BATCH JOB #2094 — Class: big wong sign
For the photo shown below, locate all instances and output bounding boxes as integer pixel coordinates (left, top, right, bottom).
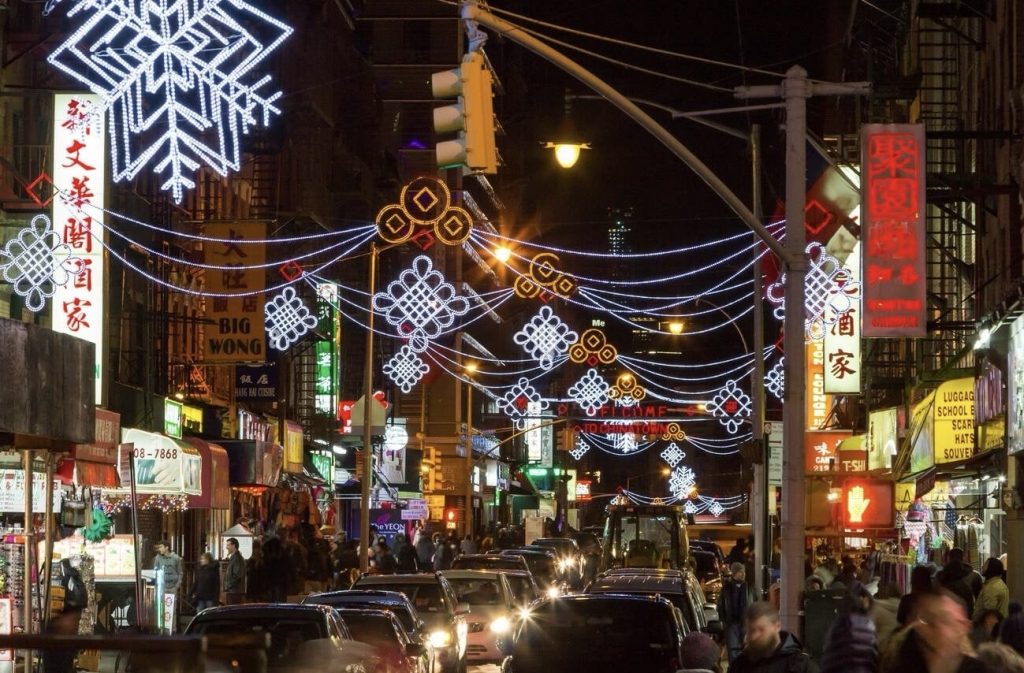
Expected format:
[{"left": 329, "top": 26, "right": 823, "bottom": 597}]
[{"left": 203, "top": 222, "right": 266, "bottom": 362}]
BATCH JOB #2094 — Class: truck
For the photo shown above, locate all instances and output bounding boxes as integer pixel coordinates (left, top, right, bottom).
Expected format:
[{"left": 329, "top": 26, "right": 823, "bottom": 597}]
[{"left": 600, "top": 496, "right": 689, "bottom": 572}]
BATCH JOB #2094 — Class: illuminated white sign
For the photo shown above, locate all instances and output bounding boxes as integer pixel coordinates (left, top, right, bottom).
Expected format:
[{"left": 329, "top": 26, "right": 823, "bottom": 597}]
[
  {"left": 52, "top": 93, "right": 106, "bottom": 404},
  {"left": 823, "top": 242, "right": 861, "bottom": 394}
]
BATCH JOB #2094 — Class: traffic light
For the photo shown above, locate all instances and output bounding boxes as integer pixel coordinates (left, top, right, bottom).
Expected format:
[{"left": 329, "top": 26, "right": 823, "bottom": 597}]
[
  {"left": 444, "top": 508, "right": 459, "bottom": 523},
  {"left": 432, "top": 51, "right": 498, "bottom": 173}
]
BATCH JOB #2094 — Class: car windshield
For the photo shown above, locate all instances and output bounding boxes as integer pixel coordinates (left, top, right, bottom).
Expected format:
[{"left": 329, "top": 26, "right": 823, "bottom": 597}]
[
  {"left": 452, "top": 558, "right": 523, "bottom": 571},
  {"left": 609, "top": 515, "right": 678, "bottom": 566},
  {"left": 189, "top": 618, "right": 322, "bottom": 665},
  {"left": 692, "top": 552, "right": 718, "bottom": 577},
  {"left": 447, "top": 579, "right": 505, "bottom": 606},
  {"left": 504, "top": 576, "right": 537, "bottom": 604},
  {"left": 516, "top": 601, "right": 676, "bottom": 666},
  {"left": 338, "top": 614, "right": 399, "bottom": 647},
  {"left": 589, "top": 588, "right": 687, "bottom": 614},
  {"left": 534, "top": 539, "right": 572, "bottom": 553},
  {"left": 365, "top": 583, "right": 447, "bottom": 614},
  {"left": 518, "top": 556, "right": 555, "bottom": 581}
]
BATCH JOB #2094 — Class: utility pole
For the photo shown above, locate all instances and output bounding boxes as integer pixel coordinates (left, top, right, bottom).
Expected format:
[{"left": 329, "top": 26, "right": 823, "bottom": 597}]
[
  {"left": 749, "top": 124, "right": 767, "bottom": 599},
  {"left": 464, "top": 381, "right": 474, "bottom": 538},
  {"left": 737, "top": 67, "right": 869, "bottom": 630},
  {"left": 359, "top": 243, "right": 378, "bottom": 573}
]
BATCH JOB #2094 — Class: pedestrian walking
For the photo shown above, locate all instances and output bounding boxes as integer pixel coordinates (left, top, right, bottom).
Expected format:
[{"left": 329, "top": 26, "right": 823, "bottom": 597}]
[
  {"left": 716, "top": 561, "right": 750, "bottom": 664},
  {"left": 223, "top": 537, "right": 246, "bottom": 605},
  {"left": 819, "top": 592, "right": 878, "bottom": 673},
  {"left": 433, "top": 533, "right": 455, "bottom": 571},
  {"left": 416, "top": 531, "right": 436, "bottom": 568},
  {"left": 375, "top": 541, "right": 397, "bottom": 574},
  {"left": 976, "top": 642, "right": 1024, "bottom": 673},
  {"left": 729, "top": 602, "right": 817, "bottom": 673},
  {"left": 974, "top": 557, "right": 1009, "bottom": 619},
  {"left": 937, "top": 548, "right": 982, "bottom": 617},
  {"left": 679, "top": 631, "right": 721, "bottom": 673},
  {"left": 191, "top": 552, "right": 220, "bottom": 611},
  {"left": 153, "top": 540, "right": 183, "bottom": 597},
  {"left": 460, "top": 534, "right": 477, "bottom": 556},
  {"left": 397, "top": 538, "right": 420, "bottom": 573},
  {"left": 1000, "top": 602, "right": 1024, "bottom": 657},
  {"left": 882, "top": 592, "right": 986, "bottom": 673},
  {"left": 868, "top": 582, "right": 901, "bottom": 654},
  {"left": 898, "top": 565, "right": 935, "bottom": 625}
]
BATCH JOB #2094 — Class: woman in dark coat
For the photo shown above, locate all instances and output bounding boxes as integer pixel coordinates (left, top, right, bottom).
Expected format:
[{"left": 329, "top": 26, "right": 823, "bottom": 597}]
[{"left": 191, "top": 552, "right": 220, "bottom": 611}]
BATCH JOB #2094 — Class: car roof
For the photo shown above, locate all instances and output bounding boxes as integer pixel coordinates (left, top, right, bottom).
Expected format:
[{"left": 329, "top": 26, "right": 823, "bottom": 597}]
[
  {"left": 501, "top": 548, "right": 555, "bottom": 558},
  {"left": 304, "top": 590, "right": 415, "bottom": 609},
  {"left": 441, "top": 569, "right": 505, "bottom": 580},
  {"left": 456, "top": 554, "right": 519, "bottom": 562},
  {"left": 530, "top": 593, "right": 675, "bottom": 610},
  {"left": 333, "top": 607, "right": 399, "bottom": 621},
  {"left": 603, "top": 568, "right": 684, "bottom": 579},
  {"left": 588, "top": 575, "right": 685, "bottom": 594},
  {"left": 532, "top": 537, "right": 577, "bottom": 546},
  {"left": 355, "top": 573, "right": 441, "bottom": 585},
  {"left": 190, "top": 603, "right": 333, "bottom": 619}
]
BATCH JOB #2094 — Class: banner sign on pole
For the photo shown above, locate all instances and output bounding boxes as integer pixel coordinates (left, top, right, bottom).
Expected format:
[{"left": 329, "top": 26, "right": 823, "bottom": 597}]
[
  {"left": 861, "top": 124, "right": 927, "bottom": 336},
  {"left": 824, "top": 242, "right": 861, "bottom": 394}
]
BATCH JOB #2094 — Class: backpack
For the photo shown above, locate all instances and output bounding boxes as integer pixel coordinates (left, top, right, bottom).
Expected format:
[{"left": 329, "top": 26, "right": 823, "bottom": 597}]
[{"left": 61, "top": 559, "right": 88, "bottom": 610}]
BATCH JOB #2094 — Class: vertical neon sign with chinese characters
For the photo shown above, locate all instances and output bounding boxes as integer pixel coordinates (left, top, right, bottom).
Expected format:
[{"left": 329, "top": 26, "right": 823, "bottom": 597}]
[
  {"left": 52, "top": 93, "right": 106, "bottom": 404},
  {"left": 315, "top": 283, "right": 339, "bottom": 416},
  {"left": 862, "top": 124, "right": 926, "bottom": 336},
  {"left": 824, "top": 242, "right": 861, "bottom": 394}
]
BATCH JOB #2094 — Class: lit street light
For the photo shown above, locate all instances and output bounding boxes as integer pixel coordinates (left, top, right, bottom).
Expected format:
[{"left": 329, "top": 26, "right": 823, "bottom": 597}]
[{"left": 543, "top": 140, "right": 591, "bottom": 169}]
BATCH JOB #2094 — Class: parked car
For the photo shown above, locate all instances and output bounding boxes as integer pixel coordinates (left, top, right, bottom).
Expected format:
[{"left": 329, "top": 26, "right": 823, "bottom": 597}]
[
  {"left": 441, "top": 570, "right": 517, "bottom": 664},
  {"left": 498, "top": 549, "right": 561, "bottom": 595},
  {"left": 498, "top": 594, "right": 687, "bottom": 673},
  {"left": 689, "top": 548, "right": 724, "bottom": 602},
  {"left": 335, "top": 608, "right": 429, "bottom": 673},
  {"left": 450, "top": 554, "right": 530, "bottom": 574},
  {"left": 184, "top": 603, "right": 377, "bottom": 673},
  {"left": 530, "top": 538, "right": 584, "bottom": 587},
  {"left": 352, "top": 573, "right": 468, "bottom": 673},
  {"left": 303, "top": 590, "right": 427, "bottom": 644}
]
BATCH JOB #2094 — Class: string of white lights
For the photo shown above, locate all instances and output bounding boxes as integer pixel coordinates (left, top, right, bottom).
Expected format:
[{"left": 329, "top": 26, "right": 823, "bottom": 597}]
[
  {"left": 619, "top": 354, "right": 758, "bottom": 383},
  {"left": 78, "top": 200, "right": 375, "bottom": 244},
  {"left": 619, "top": 359, "right": 752, "bottom": 398},
  {"left": 102, "top": 220, "right": 377, "bottom": 271},
  {"left": 578, "top": 285, "right": 755, "bottom": 319},
  {"left": 93, "top": 227, "right": 378, "bottom": 297},
  {"left": 472, "top": 221, "right": 783, "bottom": 259},
  {"left": 620, "top": 344, "right": 773, "bottom": 370},
  {"left": 580, "top": 276, "right": 752, "bottom": 307},
  {"left": 426, "top": 341, "right": 565, "bottom": 379}
]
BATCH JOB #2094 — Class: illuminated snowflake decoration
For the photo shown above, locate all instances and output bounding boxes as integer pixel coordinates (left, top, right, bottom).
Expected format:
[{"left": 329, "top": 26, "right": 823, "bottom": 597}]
[
  {"left": 265, "top": 287, "right": 318, "bottom": 351},
  {"left": 705, "top": 380, "right": 752, "bottom": 434},
  {"left": 383, "top": 345, "right": 430, "bottom": 394},
  {"left": 496, "top": 377, "right": 547, "bottom": 430},
  {"left": 568, "top": 368, "right": 611, "bottom": 417},
  {"left": 0, "top": 214, "right": 82, "bottom": 312},
  {"left": 683, "top": 500, "right": 697, "bottom": 515},
  {"left": 660, "top": 443, "right": 686, "bottom": 468},
  {"left": 372, "top": 255, "right": 470, "bottom": 352},
  {"left": 512, "top": 305, "right": 578, "bottom": 370},
  {"left": 569, "top": 440, "right": 590, "bottom": 461},
  {"left": 610, "top": 427, "right": 638, "bottom": 453},
  {"left": 708, "top": 500, "right": 725, "bottom": 517},
  {"left": 766, "top": 242, "right": 861, "bottom": 340},
  {"left": 765, "top": 357, "right": 785, "bottom": 401},
  {"left": 47, "top": 0, "right": 293, "bottom": 203},
  {"left": 668, "top": 466, "right": 697, "bottom": 498}
]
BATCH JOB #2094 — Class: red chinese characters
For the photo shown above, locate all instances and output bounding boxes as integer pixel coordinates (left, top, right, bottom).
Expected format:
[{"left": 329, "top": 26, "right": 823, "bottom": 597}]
[{"left": 862, "top": 125, "right": 926, "bottom": 337}]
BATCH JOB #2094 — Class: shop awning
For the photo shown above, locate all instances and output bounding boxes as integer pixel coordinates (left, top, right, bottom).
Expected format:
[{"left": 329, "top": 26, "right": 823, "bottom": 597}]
[
  {"left": 56, "top": 409, "right": 122, "bottom": 489},
  {"left": 184, "top": 437, "right": 230, "bottom": 509},
  {"left": 220, "top": 441, "right": 283, "bottom": 487}
]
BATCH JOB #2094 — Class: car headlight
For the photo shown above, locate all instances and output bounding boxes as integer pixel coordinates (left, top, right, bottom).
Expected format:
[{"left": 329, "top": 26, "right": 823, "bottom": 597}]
[
  {"left": 489, "top": 616, "right": 511, "bottom": 634},
  {"left": 558, "top": 558, "right": 573, "bottom": 571},
  {"left": 546, "top": 586, "right": 561, "bottom": 598},
  {"left": 428, "top": 630, "right": 452, "bottom": 648}
]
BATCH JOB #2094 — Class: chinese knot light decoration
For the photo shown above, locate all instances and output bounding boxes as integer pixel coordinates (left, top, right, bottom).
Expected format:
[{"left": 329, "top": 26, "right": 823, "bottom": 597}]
[
  {"left": 375, "top": 176, "right": 474, "bottom": 248},
  {"left": 708, "top": 500, "right": 725, "bottom": 517},
  {"left": 766, "top": 242, "right": 861, "bottom": 341},
  {"left": 569, "top": 440, "right": 591, "bottom": 461},
  {"left": 705, "top": 380, "right": 752, "bottom": 434},
  {"left": 661, "top": 422, "right": 686, "bottom": 442},
  {"left": 513, "top": 251, "right": 576, "bottom": 302},
  {"left": 265, "top": 287, "right": 318, "bottom": 351},
  {"left": 0, "top": 214, "right": 82, "bottom": 312},
  {"left": 660, "top": 443, "right": 685, "bottom": 468},
  {"left": 765, "top": 357, "right": 785, "bottom": 401},
  {"left": 372, "top": 255, "right": 470, "bottom": 352},
  {"left": 383, "top": 345, "right": 430, "bottom": 394},
  {"left": 568, "top": 368, "right": 611, "bottom": 417},
  {"left": 47, "top": 0, "right": 293, "bottom": 203},
  {"left": 568, "top": 328, "right": 618, "bottom": 366},
  {"left": 496, "top": 377, "right": 547, "bottom": 430},
  {"left": 513, "top": 305, "right": 578, "bottom": 370}
]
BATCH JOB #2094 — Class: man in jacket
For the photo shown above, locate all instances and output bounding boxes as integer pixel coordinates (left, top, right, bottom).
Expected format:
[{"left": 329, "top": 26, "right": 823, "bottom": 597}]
[
  {"left": 717, "top": 562, "right": 750, "bottom": 664},
  {"left": 223, "top": 537, "right": 246, "bottom": 605},
  {"left": 730, "top": 602, "right": 818, "bottom": 673},
  {"left": 937, "top": 548, "right": 982, "bottom": 616},
  {"left": 153, "top": 541, "right": 183, "bottom": 595}
]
